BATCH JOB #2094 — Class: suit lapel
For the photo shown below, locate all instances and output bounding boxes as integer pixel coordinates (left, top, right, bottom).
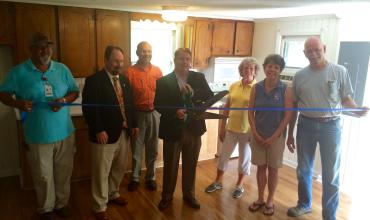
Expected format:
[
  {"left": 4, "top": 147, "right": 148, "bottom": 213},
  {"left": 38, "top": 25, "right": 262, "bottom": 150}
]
[{"left": 100, "top": 70, "right": 118, "bottom": 103}]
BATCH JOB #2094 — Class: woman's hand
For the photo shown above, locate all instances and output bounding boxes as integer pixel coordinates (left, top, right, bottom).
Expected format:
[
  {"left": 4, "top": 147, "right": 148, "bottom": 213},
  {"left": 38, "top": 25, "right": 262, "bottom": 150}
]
[{"left": 219, "top": 126, "right": 226, "bottom": 142}]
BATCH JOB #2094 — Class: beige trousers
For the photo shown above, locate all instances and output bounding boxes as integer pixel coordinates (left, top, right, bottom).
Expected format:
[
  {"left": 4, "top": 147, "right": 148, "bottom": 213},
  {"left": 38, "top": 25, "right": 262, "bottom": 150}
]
[
  {"left": 27, "top": 134, "right": 76, "bottom": 213},
  {"left": 91, "top": 131, "right": 130, "bottom": 212}
]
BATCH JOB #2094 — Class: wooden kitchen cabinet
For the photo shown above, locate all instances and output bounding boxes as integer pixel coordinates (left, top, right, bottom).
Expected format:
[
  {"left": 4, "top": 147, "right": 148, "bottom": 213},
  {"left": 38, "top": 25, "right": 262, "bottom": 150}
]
[
  {"left": 96, "top": 10, "right": 130, "bottom": 71},
  {"left": 15, "top": 3, "right": 57, "bottom": 63},
  {"left": 234, "top": 21, "right": 254, "bottom": 56},
  {"left": 211, "top": 20, "right": 235, "bottom": 56},
  {"left": 192, "top": 19, "right": 254, "bottom": 68},
  {"left": 0, "top": 2, "right": 15, "bottom": 45},
  {"left": 193, "top": 20, "right": 213, "bottom": 68},
  {"left": 58, "top": 7, "right": 96, "bottom": 77}
]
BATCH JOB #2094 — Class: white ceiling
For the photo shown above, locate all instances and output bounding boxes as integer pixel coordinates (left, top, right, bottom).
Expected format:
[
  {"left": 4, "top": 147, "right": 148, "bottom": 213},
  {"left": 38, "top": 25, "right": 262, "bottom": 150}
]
[{"left": 8, "top": 0, "right": 370, "bottom": 20}]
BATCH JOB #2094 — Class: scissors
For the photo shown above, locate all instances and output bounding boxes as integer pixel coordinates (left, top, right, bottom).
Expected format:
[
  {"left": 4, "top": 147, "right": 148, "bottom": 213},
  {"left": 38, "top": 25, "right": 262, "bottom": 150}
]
[{"left": 187, "top": 90, "right": 229, "bottom": 120}]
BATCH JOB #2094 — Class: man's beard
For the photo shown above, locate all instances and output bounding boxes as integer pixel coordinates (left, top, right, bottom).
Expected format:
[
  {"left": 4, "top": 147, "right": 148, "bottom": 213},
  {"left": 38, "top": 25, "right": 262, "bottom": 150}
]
[{"left": 39, "top": 55, "right": 51, "bottom": 65}]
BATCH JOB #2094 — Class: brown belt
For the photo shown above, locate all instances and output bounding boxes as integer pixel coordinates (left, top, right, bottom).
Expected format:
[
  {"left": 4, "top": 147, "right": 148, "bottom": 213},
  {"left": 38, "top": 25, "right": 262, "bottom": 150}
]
[{"left": 301, "top": 114, "right": 340, "bottom": 123}]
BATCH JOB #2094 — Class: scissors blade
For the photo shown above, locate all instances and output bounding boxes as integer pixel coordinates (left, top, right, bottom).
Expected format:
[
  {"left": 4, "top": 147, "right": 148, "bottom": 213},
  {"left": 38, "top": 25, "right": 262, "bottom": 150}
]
[
  {"left": 194, "top": 90, "right": 229, "bottom": 113},
  {"left": 196, "top": 111, "right": 229, "bottom": 119}
]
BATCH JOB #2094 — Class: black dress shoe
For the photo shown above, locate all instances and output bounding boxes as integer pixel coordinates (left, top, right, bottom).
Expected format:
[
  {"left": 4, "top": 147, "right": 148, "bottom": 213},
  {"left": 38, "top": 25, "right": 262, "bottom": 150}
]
[
  {"left": 145, "top": 180, "right": 157, "bottom": 191},
  {"left": 54, "top": 205, "right": 72, "bottom": 217},
  {"left": 158, "top": 198, "right": 172, "bottom": 210},
  {"left": 40, "top": 212, "right": 53, "bottom": 220},
  {"left": 183, "top": 197, "right": 201, "bottom": 209},
  {"left": 127, "top": 181, "right": 140, "bottom": 192}
]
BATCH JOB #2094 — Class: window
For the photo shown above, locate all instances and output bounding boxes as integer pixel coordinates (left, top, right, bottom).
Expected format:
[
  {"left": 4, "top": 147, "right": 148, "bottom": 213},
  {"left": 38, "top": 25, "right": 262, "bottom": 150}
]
[
  {"left": 280, "top": 35, "right": 312, "bottom": 69},
  {"left": 131, "top": 20, "right": 179, "bottom": 75}
]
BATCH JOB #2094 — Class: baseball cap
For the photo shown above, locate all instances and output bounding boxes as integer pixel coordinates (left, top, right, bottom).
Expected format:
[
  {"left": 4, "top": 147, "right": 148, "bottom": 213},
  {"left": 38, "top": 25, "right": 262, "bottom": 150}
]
[{"left": 30, "top": 32, "right": 54, "bottom": 46}]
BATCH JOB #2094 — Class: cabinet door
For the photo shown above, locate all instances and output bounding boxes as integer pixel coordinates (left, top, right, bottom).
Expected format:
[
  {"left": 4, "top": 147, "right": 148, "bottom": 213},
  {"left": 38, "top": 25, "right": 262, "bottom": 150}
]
[
  {"left": 58, "top": 7, "right": 96, "bottom": 77},
  {"left": 15, "top": 3, "right": 57, "bottom": 63},
  {"left": 234, "top": 22, "right": 254, "bottom": 56},
  {"left": 0, "top": 3, "right": 14, "bottom": 45},
  {"left": 96, "top": 10, "right": 130, "bottom": 71},
  {"left": 193, "top": 20, "right": 213, "bottom": 68},
  {"left": 211, "top": 21, "right": 235, "bottom": 56}
]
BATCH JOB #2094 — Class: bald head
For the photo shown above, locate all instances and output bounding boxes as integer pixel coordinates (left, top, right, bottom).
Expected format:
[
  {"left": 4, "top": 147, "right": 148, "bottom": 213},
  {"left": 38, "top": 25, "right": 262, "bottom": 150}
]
[
  {"left": 136, "top": 41, "right": 152, "bottom": 67},
  {"left": 304, "top": 36, "right": 327, "bottom": 69}
]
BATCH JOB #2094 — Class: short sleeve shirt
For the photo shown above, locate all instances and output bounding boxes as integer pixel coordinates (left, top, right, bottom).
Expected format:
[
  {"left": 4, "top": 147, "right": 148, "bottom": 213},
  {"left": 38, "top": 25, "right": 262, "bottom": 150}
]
[
  {"left": 292, "top": 62, "right": 353, "bottom": 117},
  {"left": 125, "top": 64, "right": 162, "bottom": 111},
  {"left": 0, "top": 59, "right": 79, "bottom": 144}
]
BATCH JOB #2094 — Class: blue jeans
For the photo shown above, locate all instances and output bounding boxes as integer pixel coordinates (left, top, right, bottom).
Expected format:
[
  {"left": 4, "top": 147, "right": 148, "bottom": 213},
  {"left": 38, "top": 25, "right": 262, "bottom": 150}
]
[{"left": 296, "top": 115, "right": 342, "bottom": 220}]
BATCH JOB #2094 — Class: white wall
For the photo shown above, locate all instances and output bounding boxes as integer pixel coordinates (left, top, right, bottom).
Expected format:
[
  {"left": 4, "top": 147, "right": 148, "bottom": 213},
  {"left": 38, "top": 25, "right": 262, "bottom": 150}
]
[
  {"left": 251, "top": 15, "right": 340, "bottom": 177},
  {"left": 0, "top": 46, "right": 20, "bottom": 177},
  {"left": 252, "top": 15, "right": 340, "bottom": 81}
]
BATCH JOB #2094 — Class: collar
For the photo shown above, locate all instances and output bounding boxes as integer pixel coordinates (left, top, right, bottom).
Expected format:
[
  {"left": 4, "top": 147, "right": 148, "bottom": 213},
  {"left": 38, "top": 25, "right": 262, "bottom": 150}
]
[
  {"left": 134, "top": 63, "right": 152, "bottom": 72},
  {"left": 238, "top": 79, "right": 256, "bottom": 88},
  {"left": 105, "top": 68, "right": 120, "bottom": 81},
  {"left": 26, "top": 59, "right": 56, "bottom": 72}
]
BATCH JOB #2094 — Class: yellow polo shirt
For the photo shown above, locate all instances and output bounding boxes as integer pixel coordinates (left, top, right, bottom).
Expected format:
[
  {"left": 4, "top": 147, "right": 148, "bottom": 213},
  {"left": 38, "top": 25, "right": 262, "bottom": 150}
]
[{"left": 226, "top": 79, "right": 256, "bottom": 133}]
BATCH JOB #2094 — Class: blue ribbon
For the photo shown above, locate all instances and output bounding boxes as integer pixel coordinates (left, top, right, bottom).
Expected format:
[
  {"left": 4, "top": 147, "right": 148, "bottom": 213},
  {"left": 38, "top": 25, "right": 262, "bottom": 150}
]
[
  {"left": 20, "top": 101, "right": 365, "bottom": 123},
  {"left": 32, "top": 101, "right": 366, "bottom": 111}
]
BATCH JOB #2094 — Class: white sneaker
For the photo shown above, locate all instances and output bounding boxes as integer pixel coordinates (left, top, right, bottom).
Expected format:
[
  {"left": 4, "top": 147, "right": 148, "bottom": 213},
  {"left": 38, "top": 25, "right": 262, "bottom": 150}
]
[
  {"left": 232, "top": 186, "right": 245, "bottom": 198},
  {"left": 205, "top": 182, "right": 223, "bottom": 193}
]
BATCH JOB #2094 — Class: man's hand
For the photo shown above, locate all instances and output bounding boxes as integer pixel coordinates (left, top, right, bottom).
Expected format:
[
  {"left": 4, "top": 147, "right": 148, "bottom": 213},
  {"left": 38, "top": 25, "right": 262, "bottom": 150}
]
[
  {"left": 176, "top": 109, "right": 187, "bottom": 120},
  {"left": 356, "top": 106, "right": 369, "bottom": 117},
  {"left": 286, "top": 135, "right": 296, "bottom": 153},
  {"left": 49, "top": 98, "right": 65, "bottom": 112},
  {"left": 96, "top": 131, "right": 108, "bottom": 144},
  {"left": 18, "top": 100, "right": 33, "bottom": 112},
  {"left": 131, "top": 128, "right": 139, "bottom": 138}
]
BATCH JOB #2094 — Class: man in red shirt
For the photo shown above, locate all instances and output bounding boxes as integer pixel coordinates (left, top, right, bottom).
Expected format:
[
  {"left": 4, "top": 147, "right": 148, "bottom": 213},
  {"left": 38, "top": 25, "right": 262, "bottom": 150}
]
[{"left": 125, "top": 41, "right": 163, "bottom": 191}]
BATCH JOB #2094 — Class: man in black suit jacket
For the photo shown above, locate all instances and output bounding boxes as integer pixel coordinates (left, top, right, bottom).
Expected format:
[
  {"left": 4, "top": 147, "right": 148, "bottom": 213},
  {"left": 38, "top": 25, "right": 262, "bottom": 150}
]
[
  {"left": 82, "top": 46, "right": 138, "bottom": 220},
  {"left": 154, "top": 48, "right": 213, "bottom": 210}
]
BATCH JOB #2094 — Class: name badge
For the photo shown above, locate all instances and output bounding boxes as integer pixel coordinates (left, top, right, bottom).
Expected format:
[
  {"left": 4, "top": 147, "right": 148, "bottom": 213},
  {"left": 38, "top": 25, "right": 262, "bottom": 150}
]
[{"left": 44, "top": 83, "right": 53, "bottom": 97}]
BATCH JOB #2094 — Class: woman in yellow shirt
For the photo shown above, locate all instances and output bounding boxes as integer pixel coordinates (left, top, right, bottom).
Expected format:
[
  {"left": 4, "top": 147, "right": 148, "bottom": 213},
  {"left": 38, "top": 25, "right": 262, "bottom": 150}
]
[{"left": 205, "top": 57, "right": 259, "bottom": 198}]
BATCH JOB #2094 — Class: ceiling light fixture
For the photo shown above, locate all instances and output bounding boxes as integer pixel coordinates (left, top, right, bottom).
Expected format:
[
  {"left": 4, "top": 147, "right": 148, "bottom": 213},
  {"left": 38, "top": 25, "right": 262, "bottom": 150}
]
[{"left": 161, "top": 6, "right": 188, "bottom": 22}]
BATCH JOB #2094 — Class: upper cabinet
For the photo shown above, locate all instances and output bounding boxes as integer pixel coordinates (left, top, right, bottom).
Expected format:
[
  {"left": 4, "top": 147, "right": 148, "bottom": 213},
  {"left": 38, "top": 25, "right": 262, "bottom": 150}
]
[
  {"left": 15, "top": 4, "right": 57, "bottom": 63},
  {"left": 192, "top": 20, "right": 213, "bottom": 69},
  {"left": 58, "top": 7, "right": 96, "bottom": 77},
  {"left": 234, "top": 21, "right": 254, "bottom": 56},
  {"left": 211, "top": 20, "right": 235, "bottom": 56},
  {"left": 0, "top": 3, "right": 15, "bottom": 45},
  {"left": 192, "top": 19, "right": 254, "bottom": 68},
  {"left": 96, "top": 10, "right": 130, "bottom": 71}
]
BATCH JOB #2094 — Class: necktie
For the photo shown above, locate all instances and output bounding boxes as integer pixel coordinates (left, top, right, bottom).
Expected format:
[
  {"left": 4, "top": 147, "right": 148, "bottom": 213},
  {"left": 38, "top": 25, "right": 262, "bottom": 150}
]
[{"left": 112, "top": 76, "right": 127, "bottom": 127}]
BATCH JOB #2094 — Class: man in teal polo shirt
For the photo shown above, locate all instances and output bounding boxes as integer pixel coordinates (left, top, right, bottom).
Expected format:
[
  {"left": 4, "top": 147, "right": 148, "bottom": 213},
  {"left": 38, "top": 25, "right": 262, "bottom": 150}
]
[{"left": 0, "top": 33, "right": 79, "bottom": 220}]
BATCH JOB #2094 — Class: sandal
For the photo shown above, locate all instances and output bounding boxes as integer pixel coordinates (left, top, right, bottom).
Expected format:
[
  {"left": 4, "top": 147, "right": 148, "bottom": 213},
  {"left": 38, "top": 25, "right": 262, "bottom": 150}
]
[
  {"left": 248, "top": 201, "right": 265, "bottom": 212},
  {"left": 263, "top": 204, "right": 275, "bottom": 216}
]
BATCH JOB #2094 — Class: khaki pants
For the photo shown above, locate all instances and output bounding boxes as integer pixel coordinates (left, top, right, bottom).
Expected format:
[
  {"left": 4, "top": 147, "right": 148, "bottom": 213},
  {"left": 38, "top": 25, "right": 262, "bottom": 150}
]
[
  {"left": 161, "top": 129, "right": 202, "bottom": 200},
  {"left": 91, "top": 131, "right": 130, "bottom": 212},
  {"left": 27, "top": 134, "right": 76, "bottom": 213},
  {"left": 131, "top": 110, "right": 160, "bottom": 182}
]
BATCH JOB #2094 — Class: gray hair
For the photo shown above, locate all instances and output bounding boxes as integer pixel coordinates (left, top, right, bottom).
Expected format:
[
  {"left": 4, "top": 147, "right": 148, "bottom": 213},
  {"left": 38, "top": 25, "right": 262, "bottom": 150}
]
[{"left": 238, "top": 57, "right": 260, "bottom": 75}]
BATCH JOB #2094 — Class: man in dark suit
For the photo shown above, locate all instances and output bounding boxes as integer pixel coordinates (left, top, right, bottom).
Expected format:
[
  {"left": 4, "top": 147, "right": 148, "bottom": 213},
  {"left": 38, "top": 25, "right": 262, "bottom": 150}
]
[
  {"left": 82, "top": 46, "right": 139, "bottom": 220},
  {"left": 154, "top": 48, "right": 213, "bottom": 210}
]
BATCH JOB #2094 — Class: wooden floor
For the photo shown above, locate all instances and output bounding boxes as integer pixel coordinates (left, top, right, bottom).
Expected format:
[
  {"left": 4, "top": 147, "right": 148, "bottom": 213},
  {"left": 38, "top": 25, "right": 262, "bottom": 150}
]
[{"left": 0, "top": 158, "right": 352, "bottom": 220}]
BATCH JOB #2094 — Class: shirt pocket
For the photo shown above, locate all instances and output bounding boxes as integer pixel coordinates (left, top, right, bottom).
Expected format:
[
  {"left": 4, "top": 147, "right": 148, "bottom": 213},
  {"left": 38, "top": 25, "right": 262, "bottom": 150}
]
[{"left": 328, "top": 80, "right": 340, "bottom": 102}]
